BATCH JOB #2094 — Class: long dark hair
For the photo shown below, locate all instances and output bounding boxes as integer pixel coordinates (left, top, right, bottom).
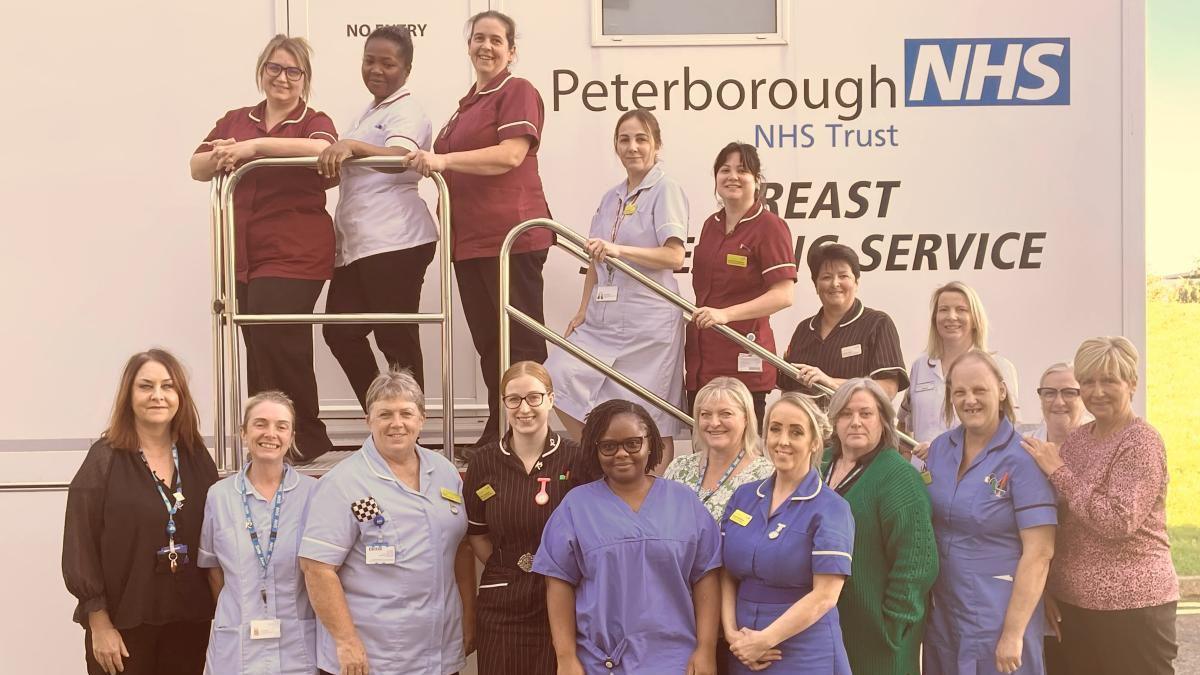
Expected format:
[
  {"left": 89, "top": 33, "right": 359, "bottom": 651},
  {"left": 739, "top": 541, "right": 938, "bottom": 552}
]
[
  {"left": 577, "top": 399, "right": 664, "bottom": 480},
  {"left": 103, "top": 349, "right": 206, "bottom": 453}
]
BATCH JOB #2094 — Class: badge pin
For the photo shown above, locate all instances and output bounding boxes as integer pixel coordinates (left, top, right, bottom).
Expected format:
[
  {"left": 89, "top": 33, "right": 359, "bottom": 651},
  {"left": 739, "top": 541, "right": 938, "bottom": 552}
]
[
  {"left": 768, "top": 523, "right": 787, "bottom": 540},
  {"left": 535, "top": 460, "right": 544, "bottom": 471},
  {"left": 534, "top": 477, "right": 551, "bottom": 506},
  {"left": 450, "top": 505, "right": 459, "bottom": 514}
]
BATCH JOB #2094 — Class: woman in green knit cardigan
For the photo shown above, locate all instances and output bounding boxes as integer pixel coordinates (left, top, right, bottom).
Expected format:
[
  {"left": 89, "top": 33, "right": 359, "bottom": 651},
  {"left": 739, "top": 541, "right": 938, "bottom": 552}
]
[{"left": 820, "top": 378, "right": 939, "bottom": 675}]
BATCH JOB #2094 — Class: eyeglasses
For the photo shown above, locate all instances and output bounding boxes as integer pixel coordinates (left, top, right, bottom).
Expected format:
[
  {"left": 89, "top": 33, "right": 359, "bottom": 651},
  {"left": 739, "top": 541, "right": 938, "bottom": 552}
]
[
  {"left": 597, "top": 436, "right": 647, "bottom": 456},
  {"left": 1036, "top": 387, "right": 1081, "bottom": 402},
  {"left": 263, "top": 62, "right": 306, "bottom": 82},
  {"left": 502, "top": 392, "right": 547, "bottom": 409}
]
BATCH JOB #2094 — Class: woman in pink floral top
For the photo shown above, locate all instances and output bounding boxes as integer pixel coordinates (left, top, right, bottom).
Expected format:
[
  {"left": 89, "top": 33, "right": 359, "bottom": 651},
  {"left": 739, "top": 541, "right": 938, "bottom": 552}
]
[{"left": 1022, "top": 336, "right": 1178, "bottom": 675}]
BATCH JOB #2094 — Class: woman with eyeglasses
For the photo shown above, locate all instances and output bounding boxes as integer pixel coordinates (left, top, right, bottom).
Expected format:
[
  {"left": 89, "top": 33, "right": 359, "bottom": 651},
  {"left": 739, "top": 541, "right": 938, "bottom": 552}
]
[
  {"left": 462, "top": 361, "right": 586, "bottom": 674},
  {"left": 1026, "top": 363, "right": 1088, "bottom": 445},
  {"left": 190, "top": 34, "right": 338, "bottom": 462},
  {"left": 536, "top": 399, "right": 722, "bottom": 674}
]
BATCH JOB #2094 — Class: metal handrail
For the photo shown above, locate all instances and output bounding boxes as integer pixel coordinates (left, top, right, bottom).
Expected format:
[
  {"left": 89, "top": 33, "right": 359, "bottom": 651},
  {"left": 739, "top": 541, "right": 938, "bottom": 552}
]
[
  {"left": 0, "top": 482, "right": 70, "bottom": 492},
  {"left": 214, "top": 157, "right": 456, "bottom": 469},
  {"left": 498, "top": 218, "right": 918, "bottom": 447}
]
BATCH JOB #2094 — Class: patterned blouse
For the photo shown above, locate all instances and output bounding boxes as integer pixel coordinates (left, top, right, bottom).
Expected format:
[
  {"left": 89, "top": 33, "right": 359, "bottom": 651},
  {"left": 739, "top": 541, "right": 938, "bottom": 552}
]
[
  {"left": 1047, "top": 417, "right": 1179, "bottom": 610},
  {"left": 664, "top": 451, "right": 775, "bottom": 522}
]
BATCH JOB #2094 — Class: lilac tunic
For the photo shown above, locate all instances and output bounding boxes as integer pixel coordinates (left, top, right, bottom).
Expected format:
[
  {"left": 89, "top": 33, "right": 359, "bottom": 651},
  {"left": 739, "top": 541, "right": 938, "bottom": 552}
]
[{"left": 535, "top": 478, "right": 721, "bottom": 673}]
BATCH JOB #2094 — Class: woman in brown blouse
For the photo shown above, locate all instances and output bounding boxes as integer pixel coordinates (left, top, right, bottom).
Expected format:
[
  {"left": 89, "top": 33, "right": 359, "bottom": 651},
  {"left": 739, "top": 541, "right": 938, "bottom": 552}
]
[
  {"left": 462, "top": 361, "right": 587, "bottom": 674},
  {"left": 62, "top": 349, "right": 219, "bottom": 675}
]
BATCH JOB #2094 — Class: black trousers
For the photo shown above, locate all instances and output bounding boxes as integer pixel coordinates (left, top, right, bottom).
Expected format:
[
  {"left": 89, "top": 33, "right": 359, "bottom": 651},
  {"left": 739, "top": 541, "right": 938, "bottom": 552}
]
[
  {"left": 688, "top": 389, "right": 768, "bottom": 431},
  {"left": 85, "top": 621, "right": 209, "bottom": 675},
  {"left": 323, "top": 243, "right": 437, "bottom": 410},
  {"left": 454, "top": 250, "right": 548, "bottom": 442},
  {"left": 1049, "top": 600, "right": 1177, "bottom": 675},
  {"left": 237, "top": 277, "right": 332, "bottom": 461}
]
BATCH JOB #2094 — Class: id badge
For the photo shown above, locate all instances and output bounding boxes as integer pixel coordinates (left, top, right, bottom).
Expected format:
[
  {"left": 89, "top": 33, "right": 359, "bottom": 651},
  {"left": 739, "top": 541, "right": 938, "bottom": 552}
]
[
  {"left": 737, "top": 353, "right": 763, "bottom": 373},
  {"left": 154, "top": 543, "right": 190, "bottom": 574},
  {"left": 250, "top": 619, "right": 282, "bottom": 640},
  {"left": 595, "top": 285, "right": 618, "bottom": 302},
  {"left": 365, "top": 543, "right": 396, "bottom": 565}
]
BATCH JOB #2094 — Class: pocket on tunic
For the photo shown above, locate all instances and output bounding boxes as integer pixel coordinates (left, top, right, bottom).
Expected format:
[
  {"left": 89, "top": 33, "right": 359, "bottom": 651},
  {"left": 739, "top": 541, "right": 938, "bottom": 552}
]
[{"left": 204, "top": 625, "right": 241, "bottom": 675}]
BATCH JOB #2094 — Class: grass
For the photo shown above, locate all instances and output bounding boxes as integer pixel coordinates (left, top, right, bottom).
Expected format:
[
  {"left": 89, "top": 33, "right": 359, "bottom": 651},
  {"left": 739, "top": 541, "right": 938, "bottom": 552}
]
[{"left": 1147, "top": 299, "right": 1200, "bottom": 576}]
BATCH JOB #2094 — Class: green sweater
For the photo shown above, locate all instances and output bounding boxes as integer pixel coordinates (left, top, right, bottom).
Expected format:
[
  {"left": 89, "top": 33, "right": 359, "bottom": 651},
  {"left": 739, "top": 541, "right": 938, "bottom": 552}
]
[{"left": 820, "top": 447, "right": 939, "bottom": 675}]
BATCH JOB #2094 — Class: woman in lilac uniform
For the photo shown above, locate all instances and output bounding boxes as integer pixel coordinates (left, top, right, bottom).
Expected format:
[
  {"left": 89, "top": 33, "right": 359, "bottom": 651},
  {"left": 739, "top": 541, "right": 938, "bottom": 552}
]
[
  {"left": 924, "top": 350, "right": 1057, "bottom": 675},
  {"left": 721, "top": 393, "right": 854, "bottom": 674},
  {"left": 535, "top": 399, "right": 722, "bottom": 674}
]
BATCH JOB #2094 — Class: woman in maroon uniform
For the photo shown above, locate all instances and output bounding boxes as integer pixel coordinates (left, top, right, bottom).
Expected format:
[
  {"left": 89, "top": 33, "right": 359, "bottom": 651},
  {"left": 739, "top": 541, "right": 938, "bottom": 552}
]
[
  {"left": 462, "top": 361, "right": 587, "bottom": 674},
  {"left": 686, "top": 142, "right": 797, "bottom": 426},
  {"left": 408, "top": 11, "right": 552, "bottom": 448},
  {"left": 190, "top": 34, "right": 337, "bottom": 461}
]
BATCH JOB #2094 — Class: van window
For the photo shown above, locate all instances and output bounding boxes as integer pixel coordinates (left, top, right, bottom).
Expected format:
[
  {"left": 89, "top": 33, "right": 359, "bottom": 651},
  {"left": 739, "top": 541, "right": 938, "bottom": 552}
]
[{"left": 594, "top": 0, "right": 785, "bottom": 46}]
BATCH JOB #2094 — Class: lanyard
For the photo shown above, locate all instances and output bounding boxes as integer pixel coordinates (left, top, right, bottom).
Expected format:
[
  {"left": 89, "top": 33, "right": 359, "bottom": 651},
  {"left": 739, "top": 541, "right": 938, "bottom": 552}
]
[
  {"left": 696, "top": 447, "right": 746, "bottom": 503},
  {"left": 140, "top": 445, "right": 182, "bottom": 541},
  {"left": 242, "top": 469, "right": 286, "bottom": 577},
  {"left": 823, "top": 456, "right": 864, "bottom": 493},
  {"left": 605, "top": 190, "right": 643, "bottom": 282}
]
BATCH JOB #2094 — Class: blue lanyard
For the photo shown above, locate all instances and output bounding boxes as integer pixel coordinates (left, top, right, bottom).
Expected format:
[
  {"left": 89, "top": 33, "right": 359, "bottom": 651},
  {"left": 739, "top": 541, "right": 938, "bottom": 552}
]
[
  {"left": 696, "top": 447, "right": 746, "bottom": 503},
  {"left": 140, "top": 445, "right": 182, "bottom": 541},
  {"left": 242, "top": 468, "right": 286, "bottom": 579}
]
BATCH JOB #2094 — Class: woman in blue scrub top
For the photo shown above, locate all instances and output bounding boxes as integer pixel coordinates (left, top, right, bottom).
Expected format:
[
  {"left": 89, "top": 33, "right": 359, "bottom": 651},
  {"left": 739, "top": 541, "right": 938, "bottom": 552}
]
[
  {"left": 721, "top": 392, "right": 854, "bottom": 674},
  {"left": 924, "top": 350, "right": 1057, "bottom": 675},
  {"left": 536, "top": 399, "right": 722, "bottom": 674},
  {"left": 299, "top": 370, "right": 474, "bottom": 675},
  {"left": 545, "top": 109, "right": 689, "bottom": 469},
  {"left": 199, "top": 391, "right": 318, "bottom": 674}
]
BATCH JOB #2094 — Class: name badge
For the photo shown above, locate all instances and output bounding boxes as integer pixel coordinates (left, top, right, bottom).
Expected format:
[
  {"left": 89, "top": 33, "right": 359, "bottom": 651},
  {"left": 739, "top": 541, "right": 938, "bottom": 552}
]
[
  {"left": 737, "top": 353, "right": 763, "bottom": 373},
  {"left": 914, "top": 381, "right": 937, "bottom": 393},
  {"left": 623, "top": 202, "right": 637, "bottom": 216},
  {"left": 729, "top": 509, "right": 753, "bottom": 526},
  {"left": 365, "top": 543, "right": 396, "bottom": 565},
  {"left": 440, "top": 487, "right": 463, "bottom": 504},
  {"left": 595, "top": 285, "right": 618, "bottom": 302},
  {"left": 841, "top": 344, "right": 863, "bottom": 358},
  {"left": 250, "top": 619, "right": 282, "bottom": 640},
  {"left": 726, "top": 254, "right": 748, "bottom": 268},
  {"left": 476, "top": 484, "right": 497, "bottom": 501}
]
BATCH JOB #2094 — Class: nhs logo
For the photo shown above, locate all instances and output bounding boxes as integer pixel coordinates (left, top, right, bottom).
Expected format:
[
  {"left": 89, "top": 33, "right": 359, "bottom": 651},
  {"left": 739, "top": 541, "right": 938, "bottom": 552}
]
[{"left": 904, "top": 38, "right": 1070, "bottom": 106}]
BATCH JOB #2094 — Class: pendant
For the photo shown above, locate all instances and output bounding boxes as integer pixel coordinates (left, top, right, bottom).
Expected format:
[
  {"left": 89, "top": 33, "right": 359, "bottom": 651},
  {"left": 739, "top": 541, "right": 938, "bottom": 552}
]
[
  {"left": 768, "top": 523, "right": 787, "bottom": 540},
  {"left": 534, "top": 477, "right": 551, "bottom": 506}
]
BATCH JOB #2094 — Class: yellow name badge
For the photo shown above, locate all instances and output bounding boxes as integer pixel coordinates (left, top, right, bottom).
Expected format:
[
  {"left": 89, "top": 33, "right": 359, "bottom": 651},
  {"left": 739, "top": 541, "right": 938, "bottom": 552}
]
[
  {"left": 476, "top": 484, "right": 497, "bottom": 502},
  {"left": 623, "top": 202, "right": 637, "bottom": 216},
  {"left": 729, "top": 509, "right": 753, "bottom": 526},
  {"left": 440, "top": 488, "right": 463, "bottom": 504},
  {"left": 726, "top": 253, "right": 748, "bottom": 268}
]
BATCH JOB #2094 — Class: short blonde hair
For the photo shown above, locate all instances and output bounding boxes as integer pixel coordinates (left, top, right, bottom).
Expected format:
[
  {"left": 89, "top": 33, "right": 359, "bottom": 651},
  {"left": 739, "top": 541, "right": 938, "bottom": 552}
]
[
  {"left": 242, "top": 390, "right": 300, "bottom": 463},
  {"left": 692, "top": 377, "right": 759, "bottom": 455},
  {"left": 926, "top": 281, "right": 990, "bottom": 360},
  {"left": 943, "top": 350, "right": 1015, "bottom": 425},
  {"left": 1039, "top": 362, "right": 1074, "bottom": 387},
  {"left": 1074, "top": 337, "right": 1139, "bottom": 387},
  {"left": 255, "top": 34, "right": 314, "bottom": 100},
  {"left": 764, "top": 392, "right": 832, "bottom": 472},
  {"left": 365, "top": 368, "right": 425, "bottom": 417},
  {"left": 827, "top": 379, "right": 897, "bottom": 456}
]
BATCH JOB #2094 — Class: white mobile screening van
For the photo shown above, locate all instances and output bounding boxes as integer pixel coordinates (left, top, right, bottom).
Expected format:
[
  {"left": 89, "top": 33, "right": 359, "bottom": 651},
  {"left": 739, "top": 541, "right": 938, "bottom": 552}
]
[{"left": 0, "top": 1, "right": 1143, "bottom": 670}]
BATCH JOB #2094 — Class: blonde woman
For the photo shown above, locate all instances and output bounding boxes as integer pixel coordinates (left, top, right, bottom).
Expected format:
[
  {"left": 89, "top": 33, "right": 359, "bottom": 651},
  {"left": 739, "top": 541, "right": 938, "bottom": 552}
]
[{"left": 664, "top": 377, "right": 773, "bottom": 521}]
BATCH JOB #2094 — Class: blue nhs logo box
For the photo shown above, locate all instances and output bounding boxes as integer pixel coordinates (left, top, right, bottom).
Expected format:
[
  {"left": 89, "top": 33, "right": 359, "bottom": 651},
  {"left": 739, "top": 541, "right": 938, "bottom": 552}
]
[{"left": 904, "top": 38, "right": 1070, "bottom": 106}]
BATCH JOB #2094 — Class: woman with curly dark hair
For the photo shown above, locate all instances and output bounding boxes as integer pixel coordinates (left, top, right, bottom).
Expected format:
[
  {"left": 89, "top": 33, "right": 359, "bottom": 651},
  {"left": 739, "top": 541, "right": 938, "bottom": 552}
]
[{"left": 535, "top": 400, "right": 722, "bottom": 674}]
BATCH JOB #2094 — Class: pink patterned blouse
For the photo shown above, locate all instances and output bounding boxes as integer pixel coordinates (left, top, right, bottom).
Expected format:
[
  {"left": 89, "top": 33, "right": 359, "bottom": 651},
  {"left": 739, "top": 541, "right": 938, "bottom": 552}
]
[{"left": 1046, "top": 417, "right": 1179, "bottom": 610}]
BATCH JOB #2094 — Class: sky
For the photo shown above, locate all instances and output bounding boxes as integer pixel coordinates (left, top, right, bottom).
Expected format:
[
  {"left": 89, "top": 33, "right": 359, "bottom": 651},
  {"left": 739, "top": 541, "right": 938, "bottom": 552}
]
[{"left": 1147, "top": 0, "right": 1200, "bottom": 275}]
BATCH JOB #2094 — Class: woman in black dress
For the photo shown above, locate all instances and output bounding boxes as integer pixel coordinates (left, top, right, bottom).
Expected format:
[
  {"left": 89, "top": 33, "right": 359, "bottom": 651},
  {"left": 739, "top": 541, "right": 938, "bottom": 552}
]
[
  {"left": 462, "top": 361, "right": 588, "bottom": 674},
  {"left": 63, "top": 349, "right": 219, "bottom": 675}
]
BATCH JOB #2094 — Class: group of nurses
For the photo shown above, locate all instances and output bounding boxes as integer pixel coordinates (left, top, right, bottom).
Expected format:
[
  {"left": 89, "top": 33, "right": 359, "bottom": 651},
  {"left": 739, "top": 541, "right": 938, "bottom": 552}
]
[
  {"left": 721, "top": 393, "right": 855, "bottom": 674},
  {"left": 546, "top": 109, "right": 690, "bottom": 469}
]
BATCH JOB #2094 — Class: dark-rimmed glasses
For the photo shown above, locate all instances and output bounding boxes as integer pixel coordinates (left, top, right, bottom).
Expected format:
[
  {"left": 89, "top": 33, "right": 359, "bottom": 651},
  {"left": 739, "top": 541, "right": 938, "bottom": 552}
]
[
  {"left": 597, "top": 436, "right": 647, "bottom": 456},
  {"left": 1036, "top": 387, "right": 1080, "bottom": 402},
  {"left": 263, "top": 62, "right": 306, "bottom": 82},
  {"left": 502, "top": 392, "right": 547, "bottom": 409}
]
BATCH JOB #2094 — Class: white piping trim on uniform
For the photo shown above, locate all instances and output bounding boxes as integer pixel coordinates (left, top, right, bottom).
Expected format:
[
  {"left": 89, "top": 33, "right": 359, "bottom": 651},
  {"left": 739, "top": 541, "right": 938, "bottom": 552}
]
[
  {"left": 468, "top": 519, "right": 487, "bottom": 526},
  {"left": 309, "top": 131, "right": 336, "bottom": 142},
  {"left": 236, "top": 462, "right": 301, "bottom": 496},
  {"left": 739, "top": 204, "right": 764, "bottom": 224},
  {"left": 477, "top": 74, "right": 514, "bottom": 95},
  {"left": 869, "top": 366, "right": 907, "bottom": 377},
  {"left": 478, "top": 582, "right": 510, "bottom": 589},
  {"left": 839, "top": 302, "right": 866, "bottom": 327},
  {"left": 762, "top": 262, "right": 797, "bottom": 275},
  {"left": 497, "top": 120, "right": 537, "bottom": 132},
  {"left": 248, "top": 103, "right": 309, "bottom": 126},
  {"left": 754, "top": 474, "right": 822, "bottom": 501},
  {"left": 542, "top": 433, "right": 561, "bottom": 459},
  {"left": 301, "top": 536, "right": 348, "bottom": 553},
  {"left": 813, "top": 550, "right": 853, "bottom": 559}
]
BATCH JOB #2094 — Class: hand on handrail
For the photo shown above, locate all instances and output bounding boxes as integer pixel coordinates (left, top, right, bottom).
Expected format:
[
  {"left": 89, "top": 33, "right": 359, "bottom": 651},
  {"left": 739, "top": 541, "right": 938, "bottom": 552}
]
[
  {"left": 585, "top": 238, "right": 620, "bottom": 263},
  {"left": 405, "top": 149, "right": 446, "bottom": 177},
  {"left": 692, "top": 306, "right": 731, "bottom": 330},
  {"left": 212, "top": 139, "right": 258, "bottom": 173},
  {"left": 792, "top": 362, "right": 834, "bottom": 390}
]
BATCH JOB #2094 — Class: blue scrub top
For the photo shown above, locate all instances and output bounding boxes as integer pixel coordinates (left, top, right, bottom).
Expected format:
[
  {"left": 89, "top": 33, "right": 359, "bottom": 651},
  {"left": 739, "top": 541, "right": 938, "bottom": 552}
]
[
  {"left": 198, "top": 464, "right": 319, "bottom": 675},
  {"left": 298, "top": 439, "right": 468, "bottom": 675},
  {"left": 923, "top": 418, "right": 1057, "bottom": 675},
  {"left": 721, "top": 470, "right": 854, "bottom": 674},
  {"left": 534, "top": 478, "right": 722, "bottom": 673}
]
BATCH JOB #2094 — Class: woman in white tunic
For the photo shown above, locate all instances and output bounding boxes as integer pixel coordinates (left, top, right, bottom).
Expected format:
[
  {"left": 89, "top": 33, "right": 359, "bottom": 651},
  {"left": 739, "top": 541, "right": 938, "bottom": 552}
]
[
  {"left": 199, "top": 391, "right": 319, "bottom": 674},
  {"left": 546, "top": 109, "right": 689, "bottom": 470}
]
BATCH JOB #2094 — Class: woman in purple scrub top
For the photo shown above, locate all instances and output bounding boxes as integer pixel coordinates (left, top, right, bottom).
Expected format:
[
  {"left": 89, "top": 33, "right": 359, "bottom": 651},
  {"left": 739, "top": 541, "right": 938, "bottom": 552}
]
[
  {"left": 923, "top": 350, "right": 1057, "bottom": 675},
  {"left": 535, "top": 399, "right": 722, "bottom": 675}
]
